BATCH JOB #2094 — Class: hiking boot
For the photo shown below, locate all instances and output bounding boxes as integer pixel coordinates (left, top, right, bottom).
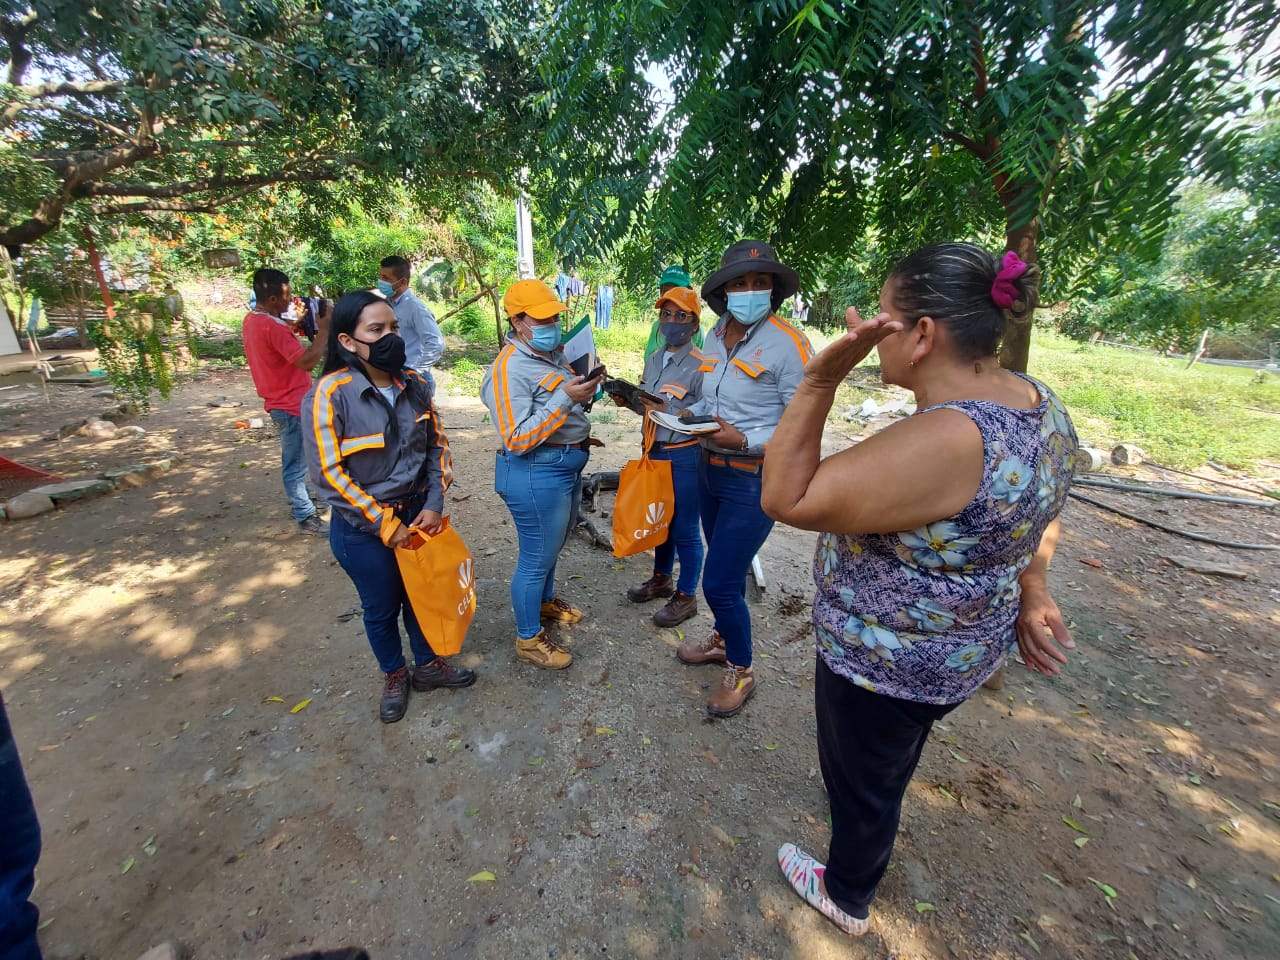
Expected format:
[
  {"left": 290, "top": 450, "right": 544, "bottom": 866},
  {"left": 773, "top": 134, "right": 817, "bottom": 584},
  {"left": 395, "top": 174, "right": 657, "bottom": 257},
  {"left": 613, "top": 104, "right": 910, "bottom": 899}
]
[
  {"left": 516, "top": 630, "right": 573, "bottom": 670},
  {"left": 676, "top": 630, "right": 726, "bottom": 665},
  {"left": 707, "top": 662, "right": 755, "bottom": 718},
  {"left": 540, "top": 597, "right": 584, "bottom": 623},
  {"left": 379, "top": 666, "right": 410, "bottom": 723},
  {"left": 299, "top": 514, "right": 328, "bottom": 537},
  {"left": 411, "top": 656, "right": 477, "bottom": 691},
  {"left": 653, "top": 591, "right": 697, "bottom": 628},
  {"left": 627, "top": 573, "right": 675, "bottom": 603}
]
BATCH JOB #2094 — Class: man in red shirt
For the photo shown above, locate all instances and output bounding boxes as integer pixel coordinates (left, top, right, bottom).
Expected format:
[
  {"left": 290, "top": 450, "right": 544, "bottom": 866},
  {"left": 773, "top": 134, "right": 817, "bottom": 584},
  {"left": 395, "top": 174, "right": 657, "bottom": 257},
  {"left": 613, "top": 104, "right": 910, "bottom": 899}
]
[{"left": 243, "top": 268, "right": 331, "bottom": 535}]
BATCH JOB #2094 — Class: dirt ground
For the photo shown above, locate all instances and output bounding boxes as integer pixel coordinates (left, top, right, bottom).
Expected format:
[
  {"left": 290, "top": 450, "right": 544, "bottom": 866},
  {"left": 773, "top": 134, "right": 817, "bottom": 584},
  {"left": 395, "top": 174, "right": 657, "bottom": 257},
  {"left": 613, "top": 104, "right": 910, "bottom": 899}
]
[{"left": 0, "top": 359, "right": 1277, "bottom": 960}]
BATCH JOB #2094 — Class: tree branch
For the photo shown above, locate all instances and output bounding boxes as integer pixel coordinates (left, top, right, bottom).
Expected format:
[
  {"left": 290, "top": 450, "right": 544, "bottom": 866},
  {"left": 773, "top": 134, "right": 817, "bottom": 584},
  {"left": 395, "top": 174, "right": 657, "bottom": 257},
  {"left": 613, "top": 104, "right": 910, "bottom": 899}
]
[
  {"left": 79, "top": 169, "right": 344, "bottom": 199},
  {"left": 88, "top": 170, "right": 344, "bottom": 215},
  {"left": 942, "top": 129, "right": 985, "bottom": 157},
  {"left": 0, "top": 10, "right": 38, "bottom": 86},
  {"left": 15, "top": 79, "right": 125, "bottom": 99}
]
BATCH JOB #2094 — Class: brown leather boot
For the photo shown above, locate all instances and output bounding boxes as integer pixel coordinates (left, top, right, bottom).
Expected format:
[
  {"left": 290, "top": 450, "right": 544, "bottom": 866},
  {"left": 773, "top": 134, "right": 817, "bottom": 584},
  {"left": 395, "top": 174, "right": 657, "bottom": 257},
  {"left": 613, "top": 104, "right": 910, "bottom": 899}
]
[
  {"left": 627, "top": 573, "right": 675, "bottom": 603},
  {"left": 539, "top": 597, "right": 584, "bottom": 623},
  {"left": 707, "top": 662, "right": 755, "bottom": 718},
  {"left": 515, "top": 630, "right": 573, "bottom": 669},
  {"left": 653, "top": 591, "right": 697, "bottom": 627},
  {"left": 676, "top": 630, "right": 726, "bottom": 665}
]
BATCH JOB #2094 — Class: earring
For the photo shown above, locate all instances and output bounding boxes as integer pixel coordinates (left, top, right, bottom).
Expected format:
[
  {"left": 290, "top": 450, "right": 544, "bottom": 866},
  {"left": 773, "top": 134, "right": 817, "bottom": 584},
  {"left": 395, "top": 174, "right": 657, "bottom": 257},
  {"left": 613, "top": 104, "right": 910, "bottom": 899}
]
[{"left": 908, "top": 360, "right": 916, "bottom": 368}]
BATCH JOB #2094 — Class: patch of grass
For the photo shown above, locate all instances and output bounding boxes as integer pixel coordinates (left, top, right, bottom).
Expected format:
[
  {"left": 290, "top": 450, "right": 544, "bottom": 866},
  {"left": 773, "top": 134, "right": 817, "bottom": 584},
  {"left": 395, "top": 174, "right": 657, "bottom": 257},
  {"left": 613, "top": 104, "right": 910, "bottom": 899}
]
[
  {"left": 1028, "top": 328, "right": 1280, "bottom": 470},
  {"left": 436, "top": 342, "right": 497, "bottom": 396}
]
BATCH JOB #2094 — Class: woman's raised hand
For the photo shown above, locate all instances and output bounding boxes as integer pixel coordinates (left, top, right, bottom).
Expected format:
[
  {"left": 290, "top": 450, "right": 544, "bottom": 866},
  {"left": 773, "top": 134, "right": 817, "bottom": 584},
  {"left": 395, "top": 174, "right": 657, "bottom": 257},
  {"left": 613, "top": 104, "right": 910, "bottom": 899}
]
[{"left": 801, "top": 307, "right": 903, "bottom": 391}]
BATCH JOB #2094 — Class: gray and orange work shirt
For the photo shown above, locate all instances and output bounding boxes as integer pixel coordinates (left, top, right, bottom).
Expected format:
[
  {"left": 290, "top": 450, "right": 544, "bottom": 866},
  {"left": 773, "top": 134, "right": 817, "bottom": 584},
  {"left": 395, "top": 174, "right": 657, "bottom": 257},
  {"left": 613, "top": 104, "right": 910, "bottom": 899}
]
[
  {"left": 638, "top": 339, "right": 705, "bottom": 445},
  {"left": 687, "top": 312, "right": 814, "bottom": 456},
  {"left": 302, "top": 366, "right": 452, "bottom": 537},
  {"left": 480, "top": 334, "right": 591, "bottom": 452}
]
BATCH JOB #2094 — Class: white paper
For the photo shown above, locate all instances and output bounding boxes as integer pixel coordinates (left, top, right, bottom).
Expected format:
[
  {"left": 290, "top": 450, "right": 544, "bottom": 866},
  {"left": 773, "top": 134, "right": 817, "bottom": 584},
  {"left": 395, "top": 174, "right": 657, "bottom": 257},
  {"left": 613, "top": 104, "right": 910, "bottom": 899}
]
[{"left": 647, "top": 410, "right": 719, "bottom": 435}]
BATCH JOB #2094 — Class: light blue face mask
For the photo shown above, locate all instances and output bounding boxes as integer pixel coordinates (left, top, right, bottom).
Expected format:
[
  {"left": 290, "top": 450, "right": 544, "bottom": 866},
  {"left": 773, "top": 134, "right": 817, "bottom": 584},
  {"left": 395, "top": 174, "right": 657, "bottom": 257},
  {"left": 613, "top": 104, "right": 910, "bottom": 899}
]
[
  {"left": 726, "top": 289, "right": 772, "bottom": 326},
  {"left": 376, "top": 279, "right": 395, "bottom": 297},
  {"left": 527, "top": 322, "right": 561, "bottom": 351}
]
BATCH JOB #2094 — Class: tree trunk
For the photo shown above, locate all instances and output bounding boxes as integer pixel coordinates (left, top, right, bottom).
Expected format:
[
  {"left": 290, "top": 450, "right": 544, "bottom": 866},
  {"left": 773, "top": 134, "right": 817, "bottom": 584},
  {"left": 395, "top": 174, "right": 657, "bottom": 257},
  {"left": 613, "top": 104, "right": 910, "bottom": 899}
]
[{"left": 997, "top": 218, "right": 1039, "bottom": 374}]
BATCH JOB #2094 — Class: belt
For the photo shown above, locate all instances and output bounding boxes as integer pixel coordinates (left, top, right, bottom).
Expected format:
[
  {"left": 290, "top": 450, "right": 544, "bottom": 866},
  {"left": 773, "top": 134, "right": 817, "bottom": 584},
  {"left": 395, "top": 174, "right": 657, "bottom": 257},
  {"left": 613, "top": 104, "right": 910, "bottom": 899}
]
[
  {"left": 653, "top": 438, "right": 700, "bottom": 450},
  {"left": 703, "top": 450, "right": 764, "bottom": 474},
  {"left": 542, "top": 439, "right": 591, "bottom": 451}
]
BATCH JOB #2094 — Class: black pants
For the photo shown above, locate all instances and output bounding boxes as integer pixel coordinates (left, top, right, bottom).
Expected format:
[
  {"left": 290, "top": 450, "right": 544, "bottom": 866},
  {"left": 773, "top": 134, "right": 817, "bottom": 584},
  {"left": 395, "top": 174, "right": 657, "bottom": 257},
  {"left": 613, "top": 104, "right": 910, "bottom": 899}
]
[{"left": 816, "top": 657, "right": 958, "bottom": 920}]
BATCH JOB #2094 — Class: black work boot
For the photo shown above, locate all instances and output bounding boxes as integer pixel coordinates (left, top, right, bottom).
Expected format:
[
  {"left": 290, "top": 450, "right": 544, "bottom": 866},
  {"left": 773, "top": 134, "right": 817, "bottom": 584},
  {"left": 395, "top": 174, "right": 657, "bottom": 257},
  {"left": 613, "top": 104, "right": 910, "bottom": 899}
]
[
  {"left": 411, "top": 657, "right": 477, "bottom": 691},
  {"left": 379, "top": 666, "right": 410, "bottom": 723}
]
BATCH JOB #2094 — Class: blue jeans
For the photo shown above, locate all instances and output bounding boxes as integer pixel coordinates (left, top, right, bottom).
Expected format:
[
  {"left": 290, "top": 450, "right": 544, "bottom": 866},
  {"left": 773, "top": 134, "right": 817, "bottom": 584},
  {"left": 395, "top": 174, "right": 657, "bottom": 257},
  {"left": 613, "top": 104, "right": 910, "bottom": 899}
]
[
  {"left": 494, "top": 446, "right": 589, "bottom": 638},
  {"left": 650, "top": 442, "right": 703, "bottom": 595},
  {"left": 0, "top": 693, "right": 42, "bottom": 960},
  {"left": 270, "top": 409, "right": 317, "bottom": 523},
  {"left": 699, "top": 456, "right": 775, "bottom": 668},
  {"left": 329, "top": 510, "right": 436, "bottom": 673}
]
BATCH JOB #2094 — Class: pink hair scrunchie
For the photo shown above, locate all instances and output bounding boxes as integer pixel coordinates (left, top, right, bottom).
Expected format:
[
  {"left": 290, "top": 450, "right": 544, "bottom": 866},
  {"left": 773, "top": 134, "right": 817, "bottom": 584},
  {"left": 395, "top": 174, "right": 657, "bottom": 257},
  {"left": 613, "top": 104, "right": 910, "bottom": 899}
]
[{"left": 991, "top": 251, "right": 1029, "bottom": 309}]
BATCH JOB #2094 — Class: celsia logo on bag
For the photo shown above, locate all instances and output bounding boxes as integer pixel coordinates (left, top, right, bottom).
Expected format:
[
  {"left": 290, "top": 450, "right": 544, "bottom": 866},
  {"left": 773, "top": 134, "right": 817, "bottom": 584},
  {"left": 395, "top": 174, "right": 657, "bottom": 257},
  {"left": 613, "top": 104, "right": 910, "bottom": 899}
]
[
  {"left": 456, "top": 558, "right": 476, "bottom": 615},
  {"left": 633, "top": 500, "right": 671, "bottom": 540}
]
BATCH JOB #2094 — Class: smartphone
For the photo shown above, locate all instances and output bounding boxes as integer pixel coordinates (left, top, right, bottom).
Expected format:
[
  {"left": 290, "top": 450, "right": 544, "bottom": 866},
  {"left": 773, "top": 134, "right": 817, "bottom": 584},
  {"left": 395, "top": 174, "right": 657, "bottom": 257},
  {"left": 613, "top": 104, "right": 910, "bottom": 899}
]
[
  {"left": 585, "top": 364, "right": 607, "bottom": 381},
  {"left": 681, "top": 414, "right": 718, "bottom": 425}
]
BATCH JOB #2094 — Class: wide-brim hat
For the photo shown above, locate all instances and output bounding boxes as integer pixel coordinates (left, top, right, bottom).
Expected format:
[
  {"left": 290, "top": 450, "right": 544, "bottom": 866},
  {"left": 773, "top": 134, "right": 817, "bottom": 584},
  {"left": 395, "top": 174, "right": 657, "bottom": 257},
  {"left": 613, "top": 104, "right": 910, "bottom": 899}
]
[
  {"left": 503, "top": 279, "right": 567, "bottom": 320},
  {"left": 654, "top": 286, "right": 701, "bottom": 315},
  {"left": 701, "top": 240, "right": 800, "bottom": 315}
]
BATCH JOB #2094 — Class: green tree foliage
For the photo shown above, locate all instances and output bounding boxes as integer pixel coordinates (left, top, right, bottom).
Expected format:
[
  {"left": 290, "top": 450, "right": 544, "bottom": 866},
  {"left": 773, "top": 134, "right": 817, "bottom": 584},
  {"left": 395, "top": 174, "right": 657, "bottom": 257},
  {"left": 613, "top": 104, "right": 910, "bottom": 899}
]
[
  {"left": 0, "top": 0, "right": 540, "bottom": 250},
  {"left": 537, "top": 0, "right": 1278, "bottom": 370},
  {"left": 1062, "top": 112, "right": 1280, "bottom": 351}
]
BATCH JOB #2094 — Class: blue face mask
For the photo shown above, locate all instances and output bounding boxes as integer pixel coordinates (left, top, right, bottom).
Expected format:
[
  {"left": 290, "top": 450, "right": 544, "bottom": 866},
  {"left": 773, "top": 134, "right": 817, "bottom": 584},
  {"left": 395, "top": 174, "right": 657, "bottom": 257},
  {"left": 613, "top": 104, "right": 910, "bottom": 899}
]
[
  {"left": 726, "top": 290, "right": 772, "bottom": 326},
  {"left": 660, "top": 321, "right": 695, "bottom": 347},
  {"left": 376, "top": 280, "right": 395, "bottom": 297},
  {"left": 527, "top": 322, "right": 561, "bottom": 351}
]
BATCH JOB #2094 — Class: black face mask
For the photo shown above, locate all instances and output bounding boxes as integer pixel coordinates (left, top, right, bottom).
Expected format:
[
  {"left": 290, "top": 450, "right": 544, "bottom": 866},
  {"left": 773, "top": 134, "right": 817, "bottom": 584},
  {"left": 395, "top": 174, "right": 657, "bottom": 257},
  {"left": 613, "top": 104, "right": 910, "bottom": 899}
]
[{"left": 351, "top": 333, "right": 406, "bottom": 374}]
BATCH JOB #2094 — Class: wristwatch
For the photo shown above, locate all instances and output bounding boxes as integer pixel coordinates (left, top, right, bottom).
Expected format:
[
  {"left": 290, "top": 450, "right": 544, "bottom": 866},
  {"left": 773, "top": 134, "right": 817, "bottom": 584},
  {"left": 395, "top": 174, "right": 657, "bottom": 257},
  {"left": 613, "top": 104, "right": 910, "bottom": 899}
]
[{"left": 739, "top": 434, "right": 750, "bottom": 452}]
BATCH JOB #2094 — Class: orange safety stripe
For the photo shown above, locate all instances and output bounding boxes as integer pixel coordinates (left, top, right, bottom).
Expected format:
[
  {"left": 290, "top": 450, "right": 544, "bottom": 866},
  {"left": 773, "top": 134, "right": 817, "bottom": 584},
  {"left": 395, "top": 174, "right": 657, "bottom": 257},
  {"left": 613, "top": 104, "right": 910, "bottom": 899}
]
[
  {"left": 491, "top": 344, "right": 519, "bottom": 441},
  {"left": 539, "top": 372, "right": 565, "bottom": 392},
  {"left": 731, "top": 358, "right": 765, "bottom": 378},
  {"left": 508, "top": 407, "right": 568, "bottom": 451},
  {"left": 768, "top": 315, "right": 814, "bottom": 363},
  {"left": 429, "top": 407, "right": 454, "bottom": 496},
  {"left": 339, "top": 433, "right": 385, "bottom": 456},
  {"left": 659, "top": 382, "right": 688, "bottom": 399},
  {"left": 658, "top": 438, "right": 699, "bottom": 450},
  {"left": 310, "top": 372, "right": 383, "bottom": 525}
]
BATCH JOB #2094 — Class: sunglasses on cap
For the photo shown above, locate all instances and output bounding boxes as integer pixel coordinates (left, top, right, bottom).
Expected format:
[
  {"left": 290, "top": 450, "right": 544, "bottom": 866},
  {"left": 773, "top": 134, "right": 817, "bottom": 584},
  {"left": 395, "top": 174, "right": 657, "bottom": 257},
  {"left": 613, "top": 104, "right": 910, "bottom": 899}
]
[{"left": 659, "top": 308, "right": 697, "bottom": 322}]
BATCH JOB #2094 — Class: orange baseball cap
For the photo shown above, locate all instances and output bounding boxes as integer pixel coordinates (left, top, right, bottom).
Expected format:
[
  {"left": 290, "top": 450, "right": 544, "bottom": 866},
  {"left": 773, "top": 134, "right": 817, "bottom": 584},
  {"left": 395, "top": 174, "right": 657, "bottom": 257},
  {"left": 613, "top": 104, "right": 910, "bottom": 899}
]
[
  {"left": 503, "top": 279, "right": 568, "bottom": 320},
  {"left": 654, "top": 286, "right": 701, "bottom": 315}
]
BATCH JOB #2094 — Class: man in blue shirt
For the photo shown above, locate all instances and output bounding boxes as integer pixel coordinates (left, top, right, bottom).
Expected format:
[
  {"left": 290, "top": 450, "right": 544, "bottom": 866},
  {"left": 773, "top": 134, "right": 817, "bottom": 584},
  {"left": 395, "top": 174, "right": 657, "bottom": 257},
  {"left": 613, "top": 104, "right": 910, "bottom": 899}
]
[{"left": 378, "top": 256, "right": 444, "bottom": 392}]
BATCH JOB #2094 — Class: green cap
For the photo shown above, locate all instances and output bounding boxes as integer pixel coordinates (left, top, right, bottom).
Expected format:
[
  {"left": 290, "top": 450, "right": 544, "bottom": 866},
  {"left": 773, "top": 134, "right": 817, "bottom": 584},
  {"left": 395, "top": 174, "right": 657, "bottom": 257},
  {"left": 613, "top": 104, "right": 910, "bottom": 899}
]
[{"left": 659, "top": 265, "right": 692, "bottom": 289}]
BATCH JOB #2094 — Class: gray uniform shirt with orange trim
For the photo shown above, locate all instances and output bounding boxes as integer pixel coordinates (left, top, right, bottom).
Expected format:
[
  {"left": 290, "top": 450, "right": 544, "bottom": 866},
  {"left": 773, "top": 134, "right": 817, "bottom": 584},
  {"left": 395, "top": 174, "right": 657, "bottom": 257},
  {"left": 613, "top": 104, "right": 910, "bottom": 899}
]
[
  {"left": 480, "top": 334, "right": 591, "bottom": 452},
  {"left": 302, "top": 366, "right": 452, "bottom": 537},
  {"left": 686, "top": 312, "right": 814, "bottom": 455},
  {"left": 638, "top": 339, "right": 704, "bottom": 443}
]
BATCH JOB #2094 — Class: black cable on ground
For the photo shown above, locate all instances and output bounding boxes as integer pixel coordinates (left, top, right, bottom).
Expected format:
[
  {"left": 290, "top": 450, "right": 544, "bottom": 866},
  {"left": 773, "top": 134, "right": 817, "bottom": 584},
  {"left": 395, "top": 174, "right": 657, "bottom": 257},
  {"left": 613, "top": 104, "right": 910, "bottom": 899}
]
[{"left": 1068, "top": 491, "right": 1280, "bottom": 551}]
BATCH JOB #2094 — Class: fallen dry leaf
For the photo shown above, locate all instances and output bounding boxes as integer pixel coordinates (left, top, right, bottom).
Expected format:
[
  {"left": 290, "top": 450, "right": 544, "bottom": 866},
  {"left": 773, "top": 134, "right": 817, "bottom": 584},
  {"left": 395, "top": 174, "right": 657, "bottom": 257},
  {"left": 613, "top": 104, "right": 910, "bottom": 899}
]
[{"left": 1080, "top": 558, "right": 1105, "bottom": 568}]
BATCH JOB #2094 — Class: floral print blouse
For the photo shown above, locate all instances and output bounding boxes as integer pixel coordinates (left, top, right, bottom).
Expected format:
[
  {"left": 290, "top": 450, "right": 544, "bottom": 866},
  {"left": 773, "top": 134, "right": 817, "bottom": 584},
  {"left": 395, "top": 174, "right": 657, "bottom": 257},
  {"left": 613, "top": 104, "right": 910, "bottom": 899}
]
[{"left": 812, "top": 374, "right": 1079, "bottom": 705}]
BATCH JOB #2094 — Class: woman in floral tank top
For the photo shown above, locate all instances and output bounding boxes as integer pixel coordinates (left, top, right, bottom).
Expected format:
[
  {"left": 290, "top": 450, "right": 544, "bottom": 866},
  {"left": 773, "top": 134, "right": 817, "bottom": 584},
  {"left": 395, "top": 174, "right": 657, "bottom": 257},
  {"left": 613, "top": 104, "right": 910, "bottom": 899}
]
[{"left": 761, "top": 243, "right": 1079, "bottom": 937}]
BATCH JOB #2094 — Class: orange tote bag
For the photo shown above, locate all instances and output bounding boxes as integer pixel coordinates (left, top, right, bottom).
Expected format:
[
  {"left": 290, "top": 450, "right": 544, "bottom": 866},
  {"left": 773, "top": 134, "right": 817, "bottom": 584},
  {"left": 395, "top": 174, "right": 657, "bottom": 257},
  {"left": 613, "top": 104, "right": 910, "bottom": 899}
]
[
  {"left": 612, "top": 416, "right": 675, "bottom": 558},
  {"left": 384, "top": 516, "right": 477, "bottom": 657}
]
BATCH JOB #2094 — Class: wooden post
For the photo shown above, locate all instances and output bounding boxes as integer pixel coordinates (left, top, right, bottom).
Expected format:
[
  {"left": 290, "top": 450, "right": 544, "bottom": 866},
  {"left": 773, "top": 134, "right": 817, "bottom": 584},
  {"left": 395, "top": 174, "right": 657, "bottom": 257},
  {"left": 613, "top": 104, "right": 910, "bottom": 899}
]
[{"left": 1185, "top": 328, "right": 1209, "bottom": 369}]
